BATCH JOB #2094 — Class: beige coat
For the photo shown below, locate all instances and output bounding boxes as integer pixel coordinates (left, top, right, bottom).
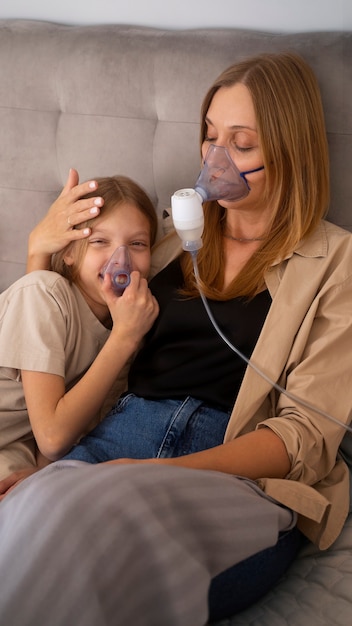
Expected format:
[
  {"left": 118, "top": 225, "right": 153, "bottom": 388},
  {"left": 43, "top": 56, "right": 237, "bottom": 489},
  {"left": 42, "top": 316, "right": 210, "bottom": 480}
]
[{"left": 151, "top": 220, "right": 352, "bottom": 549}]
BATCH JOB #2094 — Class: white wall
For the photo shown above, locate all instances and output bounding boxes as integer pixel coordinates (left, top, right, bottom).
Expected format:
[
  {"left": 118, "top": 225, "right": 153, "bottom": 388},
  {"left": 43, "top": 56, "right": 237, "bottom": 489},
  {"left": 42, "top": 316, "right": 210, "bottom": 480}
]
[{"left": 0, "top": 0, "right": 351, "bottom": 31}]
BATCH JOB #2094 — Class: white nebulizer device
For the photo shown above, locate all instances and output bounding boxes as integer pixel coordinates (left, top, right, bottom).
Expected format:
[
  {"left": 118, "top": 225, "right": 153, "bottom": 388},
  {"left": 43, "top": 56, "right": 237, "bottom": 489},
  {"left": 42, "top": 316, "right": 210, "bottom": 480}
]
[
  {"left": 171, "top": 188, "right": 204, "bottom": 252},
  {"left": 171, "top": 144, "right": 352, "bottom": 434}
]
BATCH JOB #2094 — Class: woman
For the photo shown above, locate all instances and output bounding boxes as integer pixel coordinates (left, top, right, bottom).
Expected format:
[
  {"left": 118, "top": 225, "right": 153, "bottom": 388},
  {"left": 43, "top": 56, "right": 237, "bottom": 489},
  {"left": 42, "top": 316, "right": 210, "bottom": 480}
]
[{"left": 0, "top": 52, "right": 351, "bottom": 626}]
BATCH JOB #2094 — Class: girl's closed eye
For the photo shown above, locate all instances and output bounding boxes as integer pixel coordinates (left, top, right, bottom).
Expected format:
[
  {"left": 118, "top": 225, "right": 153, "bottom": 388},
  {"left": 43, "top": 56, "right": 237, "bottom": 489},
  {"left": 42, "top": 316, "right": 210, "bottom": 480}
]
[{"left": 89, "top": 238, "right": 109, "bottom": 246}]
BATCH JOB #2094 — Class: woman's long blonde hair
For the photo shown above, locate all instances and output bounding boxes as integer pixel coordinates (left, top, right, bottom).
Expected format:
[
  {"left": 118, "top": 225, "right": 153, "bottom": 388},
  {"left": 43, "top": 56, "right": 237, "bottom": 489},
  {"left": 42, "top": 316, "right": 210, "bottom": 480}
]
[
  {"left": 181, "top": 52, "right": 330, "bottom": 299},
  {"left": 52, "top": 175, "right": 158, "bottom": 282}
]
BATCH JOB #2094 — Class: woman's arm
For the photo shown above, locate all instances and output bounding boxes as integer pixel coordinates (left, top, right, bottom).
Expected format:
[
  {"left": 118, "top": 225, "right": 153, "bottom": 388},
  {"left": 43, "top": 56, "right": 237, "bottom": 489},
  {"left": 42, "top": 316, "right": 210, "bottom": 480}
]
[
  {"left": 2, "top": 432, "right": 285, "bottom": 502},
  {"left": 27, "top": 169, "right": 103, "bottom": 272},
  {"left": 105, "top": 428, "right": 291, "bottom": 479},
  {"left": 22, "top": 273, "right": 159, "bottom": 461}
]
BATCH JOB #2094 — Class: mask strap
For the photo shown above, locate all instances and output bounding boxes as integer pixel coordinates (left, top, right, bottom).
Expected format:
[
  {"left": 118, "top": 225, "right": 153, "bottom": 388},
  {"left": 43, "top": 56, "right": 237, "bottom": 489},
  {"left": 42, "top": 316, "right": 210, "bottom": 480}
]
[{"left": 240, "top": 165, "right": 265, "bottom": 188}]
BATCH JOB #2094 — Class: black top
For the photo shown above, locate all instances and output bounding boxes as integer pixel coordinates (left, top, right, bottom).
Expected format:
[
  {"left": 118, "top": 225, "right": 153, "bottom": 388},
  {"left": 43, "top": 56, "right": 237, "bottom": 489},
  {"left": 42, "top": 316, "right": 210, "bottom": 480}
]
[{"left": 128, "top": 258, "right": 271, "bottom": 411}]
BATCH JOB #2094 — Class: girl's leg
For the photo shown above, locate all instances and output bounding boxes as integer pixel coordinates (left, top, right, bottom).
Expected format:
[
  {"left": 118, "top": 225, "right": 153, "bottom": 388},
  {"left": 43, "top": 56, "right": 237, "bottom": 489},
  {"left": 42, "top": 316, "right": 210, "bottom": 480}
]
[{"left": 0, "top": 461, "right": 295, "bottom": 626}]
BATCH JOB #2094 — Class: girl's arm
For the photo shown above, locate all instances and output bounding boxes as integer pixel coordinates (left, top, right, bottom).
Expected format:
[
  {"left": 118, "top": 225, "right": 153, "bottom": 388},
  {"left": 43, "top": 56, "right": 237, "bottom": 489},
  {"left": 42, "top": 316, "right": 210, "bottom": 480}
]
[
  {"left": 22, "top": 273, "right": 159, "bottom": 461},
  {"left": 27, "top": 169, "right": 102, "bottom": 272}
]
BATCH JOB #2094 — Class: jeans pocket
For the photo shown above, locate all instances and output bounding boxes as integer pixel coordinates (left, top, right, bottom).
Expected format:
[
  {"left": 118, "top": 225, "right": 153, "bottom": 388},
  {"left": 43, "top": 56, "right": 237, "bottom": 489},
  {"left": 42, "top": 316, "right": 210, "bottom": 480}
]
[{"left": 113, "top": 392, "right": 136, "bottom": 414}]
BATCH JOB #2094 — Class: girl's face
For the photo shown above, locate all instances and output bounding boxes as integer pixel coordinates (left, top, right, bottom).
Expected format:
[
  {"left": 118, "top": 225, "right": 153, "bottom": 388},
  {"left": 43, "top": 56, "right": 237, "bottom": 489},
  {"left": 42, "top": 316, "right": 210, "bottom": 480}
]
[
  {"left": 202, "top": 83, "right": 267, "bottom": 213},
  {"left": 65, "top": 202, "right": 152, "bottom": 314}
]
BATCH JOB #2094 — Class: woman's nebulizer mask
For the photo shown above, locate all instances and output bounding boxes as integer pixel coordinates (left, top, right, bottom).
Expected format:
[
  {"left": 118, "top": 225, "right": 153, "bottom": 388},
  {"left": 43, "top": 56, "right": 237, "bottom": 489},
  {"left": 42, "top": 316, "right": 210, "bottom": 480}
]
[
  {"left": 100, "top": 245, "right": 131, "bottom": 295},
  {"left": 171, "top": 144, "right": 263, "bottom": 252},
  {"left": 194, "top": 144, "right": 251, "bottom": 202}
]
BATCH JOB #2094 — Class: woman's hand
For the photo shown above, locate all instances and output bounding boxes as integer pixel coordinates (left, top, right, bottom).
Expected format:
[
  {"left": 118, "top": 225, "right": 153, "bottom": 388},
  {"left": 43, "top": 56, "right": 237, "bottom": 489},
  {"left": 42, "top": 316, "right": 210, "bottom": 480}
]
[{"left": 27, "top": 168, "right": 104, "bottom": 272}]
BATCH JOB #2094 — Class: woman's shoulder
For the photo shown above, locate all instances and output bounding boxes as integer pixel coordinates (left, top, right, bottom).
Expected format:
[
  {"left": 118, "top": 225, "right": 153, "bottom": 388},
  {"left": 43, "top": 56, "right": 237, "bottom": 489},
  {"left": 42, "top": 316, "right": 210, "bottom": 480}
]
[
  {"left": 296, "top": 220, "right": 352, "bottom": 260},
  {"left": 322, "top": 219, "right": 352, "bottom": 241},
  {"left": 290, "top": 220, "right": 352, "bottom": 289},
  {"left": 320, "top": 220, "right": 352, "bottom": 261}
]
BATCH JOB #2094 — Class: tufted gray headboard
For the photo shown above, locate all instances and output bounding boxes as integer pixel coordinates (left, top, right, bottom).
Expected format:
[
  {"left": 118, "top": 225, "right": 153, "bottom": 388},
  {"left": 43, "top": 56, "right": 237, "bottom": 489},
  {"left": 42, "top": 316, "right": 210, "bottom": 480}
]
[{"left": 0, "top": 20, "right": 351, "bottom": 291}]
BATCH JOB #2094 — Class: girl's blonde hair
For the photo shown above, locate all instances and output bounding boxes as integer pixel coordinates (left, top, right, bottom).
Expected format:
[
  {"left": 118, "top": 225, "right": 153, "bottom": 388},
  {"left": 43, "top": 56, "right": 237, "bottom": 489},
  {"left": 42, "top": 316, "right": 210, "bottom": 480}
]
[
  {"left": 52, "top": 175, "right": 158, "bottom": 282},
  {"left": 181, "top": 52, "right": 330, "bottom": 299}
]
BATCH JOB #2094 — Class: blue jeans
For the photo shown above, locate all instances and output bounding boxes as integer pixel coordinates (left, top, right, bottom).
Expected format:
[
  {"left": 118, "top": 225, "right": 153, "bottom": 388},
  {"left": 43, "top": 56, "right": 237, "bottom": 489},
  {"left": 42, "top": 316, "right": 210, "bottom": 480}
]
[
  {"left": 208, "top": 526, "right": 304, "bottom": 621},
  {"left": 63, "top": 394, "right": 231, "bottom": 462},
  {"left": 62, "top": 394, "right": 303, "bottom": 620}
]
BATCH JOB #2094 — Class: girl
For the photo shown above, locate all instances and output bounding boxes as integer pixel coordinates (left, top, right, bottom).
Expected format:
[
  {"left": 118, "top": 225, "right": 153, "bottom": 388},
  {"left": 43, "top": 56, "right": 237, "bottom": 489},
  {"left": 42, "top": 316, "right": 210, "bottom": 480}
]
[{"left": 0, "top": 175, "right": 158, "bottom": 481}]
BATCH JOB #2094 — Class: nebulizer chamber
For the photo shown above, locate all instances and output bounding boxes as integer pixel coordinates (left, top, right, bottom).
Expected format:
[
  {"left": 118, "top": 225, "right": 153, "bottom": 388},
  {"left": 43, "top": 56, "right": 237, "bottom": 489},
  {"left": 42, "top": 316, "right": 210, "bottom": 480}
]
[
  {"left": 101, "top": 245, "right": 131, "bottom": 295},
  {"left": 171, "top": 189, "right": 204, "bottom": 252},
  {"left": 170, "top": 144, "right": 352, "bottom": 433}
]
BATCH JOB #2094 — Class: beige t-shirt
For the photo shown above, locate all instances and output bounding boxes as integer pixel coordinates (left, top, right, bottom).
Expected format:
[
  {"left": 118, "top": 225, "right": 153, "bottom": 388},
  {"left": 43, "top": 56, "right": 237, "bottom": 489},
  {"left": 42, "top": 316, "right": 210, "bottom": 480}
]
[{"left": 0, "top": 270, "right": 111, "bottom": 480}]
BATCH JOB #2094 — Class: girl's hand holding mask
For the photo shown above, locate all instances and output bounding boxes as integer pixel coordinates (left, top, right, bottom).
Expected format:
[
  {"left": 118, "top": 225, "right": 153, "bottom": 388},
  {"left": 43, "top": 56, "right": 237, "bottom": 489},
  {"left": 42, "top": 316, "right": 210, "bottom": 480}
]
[{"left": 102, "top": 271, "right": 159, "bottom": 349}]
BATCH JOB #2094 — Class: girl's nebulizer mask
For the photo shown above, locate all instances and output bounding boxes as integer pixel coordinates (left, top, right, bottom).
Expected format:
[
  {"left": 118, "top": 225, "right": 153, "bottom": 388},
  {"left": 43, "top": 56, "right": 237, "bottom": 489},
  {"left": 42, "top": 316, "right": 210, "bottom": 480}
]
[
  {"left": 100, "top": 245, "right": 131, "bottom": 295},
  {"left": 194, "top": 144, "right": 264, "bottom": 202}
]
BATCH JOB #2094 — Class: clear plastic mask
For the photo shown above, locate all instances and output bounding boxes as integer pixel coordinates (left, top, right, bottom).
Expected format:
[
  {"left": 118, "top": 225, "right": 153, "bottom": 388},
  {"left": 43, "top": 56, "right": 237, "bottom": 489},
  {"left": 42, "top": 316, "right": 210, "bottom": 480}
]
[
  {"left": 100, "top": 245, "right": 131, "bottom": 295},
  {"left": 194, "top": 144, "right": 264, "bottom": 202}
]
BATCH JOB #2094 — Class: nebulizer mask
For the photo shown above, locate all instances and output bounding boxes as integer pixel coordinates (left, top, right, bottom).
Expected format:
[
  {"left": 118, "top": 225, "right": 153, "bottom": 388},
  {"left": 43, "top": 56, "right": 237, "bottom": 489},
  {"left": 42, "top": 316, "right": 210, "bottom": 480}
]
[
  {"left": 100, "top": 245, "right": 132, "bottom": 295},
  {"left": 171, "top": 143, "right": 352, "bottom": 433},
  {"left": 171, "top": 144, "right": 264, "bottom": 251},
  {"left": 195, "top": 143, "right": 264, "bottom": 203}
]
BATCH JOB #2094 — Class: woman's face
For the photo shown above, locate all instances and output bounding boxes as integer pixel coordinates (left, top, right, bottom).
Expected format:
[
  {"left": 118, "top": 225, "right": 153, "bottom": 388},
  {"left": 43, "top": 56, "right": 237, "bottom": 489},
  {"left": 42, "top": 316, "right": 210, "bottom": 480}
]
[{"left": 202, "top": 83, "right": 267, "bottom": 212}]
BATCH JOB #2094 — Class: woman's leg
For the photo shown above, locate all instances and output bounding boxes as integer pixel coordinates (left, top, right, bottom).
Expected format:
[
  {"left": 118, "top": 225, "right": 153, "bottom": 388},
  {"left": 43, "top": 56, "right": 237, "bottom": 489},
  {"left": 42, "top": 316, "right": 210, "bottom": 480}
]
[
  {"left": 0, "top": 461, "right": 295, "bottom": 626},
  {"left": 208, "top": 526, "right": 304, "bottom": 621}
]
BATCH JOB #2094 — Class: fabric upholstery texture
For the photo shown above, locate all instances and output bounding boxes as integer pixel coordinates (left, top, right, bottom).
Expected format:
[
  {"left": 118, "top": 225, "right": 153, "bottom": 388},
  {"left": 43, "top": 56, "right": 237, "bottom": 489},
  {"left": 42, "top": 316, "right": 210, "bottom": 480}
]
[{"left": 0, "top": 21, "right": 351, "bottom": 291}]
